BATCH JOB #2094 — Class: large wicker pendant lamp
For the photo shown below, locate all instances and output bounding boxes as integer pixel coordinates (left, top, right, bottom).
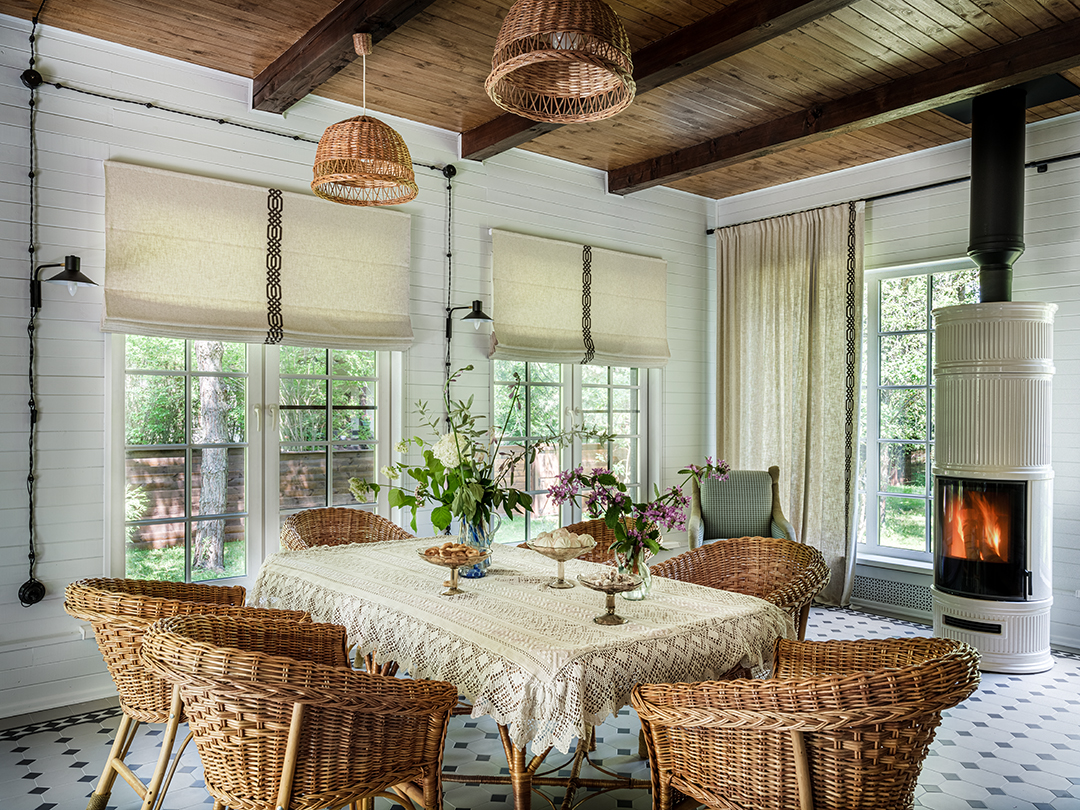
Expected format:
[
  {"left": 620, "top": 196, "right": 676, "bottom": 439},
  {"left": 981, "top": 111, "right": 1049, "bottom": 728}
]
[
  {"left": 485, "top": 0, "right": 635, "bottom": 124},
  {"left": 312, "top": 34, "right": 418, "bottom": 206}
]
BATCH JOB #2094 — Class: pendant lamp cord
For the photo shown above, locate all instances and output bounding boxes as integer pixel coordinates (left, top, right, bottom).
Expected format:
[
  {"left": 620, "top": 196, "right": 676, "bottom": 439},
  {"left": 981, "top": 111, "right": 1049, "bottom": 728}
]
[
  {"left": 362, "top": 53, "right": 367, "bottom": 115},
  {"left": 22, "top": 0, "right": 49, "bottom": 607}
]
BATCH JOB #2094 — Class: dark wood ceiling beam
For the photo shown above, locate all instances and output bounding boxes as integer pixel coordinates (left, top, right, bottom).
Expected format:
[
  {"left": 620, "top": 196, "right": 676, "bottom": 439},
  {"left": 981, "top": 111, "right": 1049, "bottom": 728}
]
[
  {"left": 460, "top": 0, "right": 857, "bottom": 161},
  {"left": 608, "top": 19, "right": 1080, "bottom": 195},
  {"left": 253, "top": 0, "right": 439, "bottom": 114}
]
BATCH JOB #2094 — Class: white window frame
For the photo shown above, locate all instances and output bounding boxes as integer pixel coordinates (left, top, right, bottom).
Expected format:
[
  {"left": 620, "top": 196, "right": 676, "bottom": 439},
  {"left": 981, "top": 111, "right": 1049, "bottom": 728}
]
[
  {"left": 106, "top": 336, "right": 394, "bottom": 590},
  {"left": 858, "top": 257, "right": 977, "bottom": 564},
  {"left": 491, "top": 361, "right": 650, "bottom": 542}
]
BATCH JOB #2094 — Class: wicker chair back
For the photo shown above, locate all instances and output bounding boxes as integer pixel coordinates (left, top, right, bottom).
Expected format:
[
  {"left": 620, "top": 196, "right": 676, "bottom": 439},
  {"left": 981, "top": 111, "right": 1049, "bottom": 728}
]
[
  {"left": 142, "top": 614, "right": 457, "bottom": 810},
  {"left": 280, "top": 507, "right": 414, "bottom": 551},
  {"left": 632, "top": 637, "right": 980, "bottom": 810},
  {"left": 650, "top": 536, "right": 829, "bottom": 640}
]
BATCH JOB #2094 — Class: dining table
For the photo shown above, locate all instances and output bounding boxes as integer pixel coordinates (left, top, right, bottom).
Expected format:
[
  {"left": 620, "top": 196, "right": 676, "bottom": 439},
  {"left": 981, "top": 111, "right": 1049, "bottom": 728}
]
[{"left": 249, "top": 537, "right": 795, "bottom": 808}]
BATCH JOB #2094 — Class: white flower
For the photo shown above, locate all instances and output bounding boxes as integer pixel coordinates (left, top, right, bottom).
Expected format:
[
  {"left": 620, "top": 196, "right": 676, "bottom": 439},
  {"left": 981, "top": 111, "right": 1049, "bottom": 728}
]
[
  {"left": 395, "top": 440, "right": 410, "bottom": 454},
  {"left": 432, "top": 432, "right": 471, "bottom": 469},
  {"left": 380, "top": 465, "right": 397, "bottom": 480},
  {"left": 348, "top": 477, "right": 372, "bottom": 502}
]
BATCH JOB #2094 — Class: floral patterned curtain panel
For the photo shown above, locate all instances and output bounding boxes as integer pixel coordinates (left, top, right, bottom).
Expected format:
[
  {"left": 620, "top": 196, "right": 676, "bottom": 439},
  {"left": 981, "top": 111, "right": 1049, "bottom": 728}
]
[
  {"left": 488, "top": 229, "right": 669, "bottom": 367},
  {"left": 716, "top": 201, "right": 865, "bottom": 605},
  {"left": 102, "top": 161, "right": 413, "bottom": 350}
]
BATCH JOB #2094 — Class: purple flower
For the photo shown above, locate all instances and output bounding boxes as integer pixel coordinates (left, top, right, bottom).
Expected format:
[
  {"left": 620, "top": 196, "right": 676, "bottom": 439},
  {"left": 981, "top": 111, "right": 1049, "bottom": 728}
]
[{"left": 548, "top": 466, "right": 584, "bottom": 505}]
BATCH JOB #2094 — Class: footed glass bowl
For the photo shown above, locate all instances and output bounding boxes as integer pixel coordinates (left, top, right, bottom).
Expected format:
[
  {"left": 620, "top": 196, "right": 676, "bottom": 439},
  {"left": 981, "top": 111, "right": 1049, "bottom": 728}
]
[
  {"left": 418, "top": 547, "right": 491, "bottom": 596},
  {"left": 526, "top": 540, "right": 597, "bottom": 589},
  {"left": 577, "top": 572, "right": 644, "bottom": 625}
]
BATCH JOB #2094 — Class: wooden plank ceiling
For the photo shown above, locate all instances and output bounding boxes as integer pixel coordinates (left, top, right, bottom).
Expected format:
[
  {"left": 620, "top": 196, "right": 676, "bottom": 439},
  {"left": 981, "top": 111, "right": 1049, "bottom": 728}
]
[{"left": 10, "top": 0, "right": 1080, "bottom": 199}]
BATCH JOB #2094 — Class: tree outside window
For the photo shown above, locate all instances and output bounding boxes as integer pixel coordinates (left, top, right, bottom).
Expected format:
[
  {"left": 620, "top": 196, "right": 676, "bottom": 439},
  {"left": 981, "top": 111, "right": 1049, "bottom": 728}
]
[{"left": 123, "top": 336, "right": 247, "bottom": 581}]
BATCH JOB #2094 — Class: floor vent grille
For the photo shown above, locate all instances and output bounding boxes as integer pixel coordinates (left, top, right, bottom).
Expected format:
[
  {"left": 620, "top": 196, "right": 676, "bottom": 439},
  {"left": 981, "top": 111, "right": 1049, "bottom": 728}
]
[{"left": 852, "top": 575, "right": 933, "bottom": 613}]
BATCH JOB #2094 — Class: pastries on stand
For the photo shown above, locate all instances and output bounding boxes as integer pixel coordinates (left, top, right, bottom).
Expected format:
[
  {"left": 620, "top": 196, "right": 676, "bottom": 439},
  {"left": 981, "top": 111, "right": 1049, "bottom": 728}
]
[
  {"left": 418, "top": 542, "right": 490, "bottom": 596},
  {"left": 526, "top": 528, "right": 597, "bottom": 589}
]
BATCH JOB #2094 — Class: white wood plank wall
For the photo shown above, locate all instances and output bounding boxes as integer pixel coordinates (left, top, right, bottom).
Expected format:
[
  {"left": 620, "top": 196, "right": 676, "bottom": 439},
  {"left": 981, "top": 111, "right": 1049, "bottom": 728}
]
[
  {"left": 717, "top": 116, "right": 1080, "bottom": 654},
  {"left": 0, "top": 15, "right": 713, "bottom": 715}
]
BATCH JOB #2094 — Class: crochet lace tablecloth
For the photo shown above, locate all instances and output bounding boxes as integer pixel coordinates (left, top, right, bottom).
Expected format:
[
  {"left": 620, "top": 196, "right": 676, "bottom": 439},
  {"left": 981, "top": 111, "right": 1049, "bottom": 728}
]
[{"left": 250, "top": 539, "right": 794, "bottom": 753}]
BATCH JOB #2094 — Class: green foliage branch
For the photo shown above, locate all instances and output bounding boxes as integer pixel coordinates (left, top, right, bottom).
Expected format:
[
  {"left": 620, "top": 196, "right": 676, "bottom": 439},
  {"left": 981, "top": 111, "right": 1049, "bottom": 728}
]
[{"left": 350, "top": 366, "right": 614, "bottom": 533}]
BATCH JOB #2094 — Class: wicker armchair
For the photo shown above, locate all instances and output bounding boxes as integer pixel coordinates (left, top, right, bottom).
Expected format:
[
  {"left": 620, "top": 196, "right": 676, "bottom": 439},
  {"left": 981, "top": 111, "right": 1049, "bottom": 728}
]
[
  {"left": 64, "top": 578, "right": 310, "bottom": 810},
  {"left": 651, "top": 536, "right": 829, "bottom": 641},
  {"left": 141, "top": 614, "right": 458, "bottom": 810},
  {"left": 632, "top": 637, "right": 980, "bottom": 810},
  {"left": 280, "top": 506, "right": 414, "bottom": 550},
  {"left": 688, "top": 465, "right": 797, "bottom": 549}
]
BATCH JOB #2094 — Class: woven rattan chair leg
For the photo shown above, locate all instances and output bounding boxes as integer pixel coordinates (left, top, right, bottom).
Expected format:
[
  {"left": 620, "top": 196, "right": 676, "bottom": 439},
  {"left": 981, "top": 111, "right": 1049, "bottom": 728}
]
[
  {"left": 86, "top": 713, "right": 140, "bottom": 809},
  {"left": 388, "top": 784, "right": 421, "bottom": 809},
  {"left": 146, "top": 730, "right": 196, "bottom": 810},
  {"left": 275, "top": 702, "right": 306, "bottom": 810},
  {"left": 139, "top": 685, "right": 183, "bottom": 810},
  {"left": 637, "top": 728, "right": 647, "bottom": 760},
  {"left": 790, "top": 729, "right": 814, "bottom": 810},
  {"left": 797, "top": 603, "right": 811, "bottom": 641}
]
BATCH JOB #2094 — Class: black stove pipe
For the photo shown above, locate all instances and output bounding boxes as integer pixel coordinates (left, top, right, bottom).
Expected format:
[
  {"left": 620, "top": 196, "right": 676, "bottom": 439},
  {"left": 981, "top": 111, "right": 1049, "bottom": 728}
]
[{"left": 968, "top": 86, "right": 1027, "bottom": 303}]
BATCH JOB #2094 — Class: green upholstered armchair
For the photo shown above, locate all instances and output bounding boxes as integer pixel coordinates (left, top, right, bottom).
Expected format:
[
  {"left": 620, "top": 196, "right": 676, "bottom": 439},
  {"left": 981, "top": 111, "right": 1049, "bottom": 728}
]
[{"left": 687, "top": 465, "right": 797, "bottom": 550}]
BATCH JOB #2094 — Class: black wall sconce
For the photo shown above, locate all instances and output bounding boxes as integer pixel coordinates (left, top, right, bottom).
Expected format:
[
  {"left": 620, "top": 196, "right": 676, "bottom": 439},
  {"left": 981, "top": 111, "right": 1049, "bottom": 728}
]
[
  {"left": 443, "top": 300, "right": 493, "bottom": 423},
  {"left": 31, "top": 254, "right": 97, "bottom": 308},
  {"left": 23, "top": 255, "right": 97, "bottom": 606},
  {"left": 445, "top": 299, "right": 493, "bottom": 340}
]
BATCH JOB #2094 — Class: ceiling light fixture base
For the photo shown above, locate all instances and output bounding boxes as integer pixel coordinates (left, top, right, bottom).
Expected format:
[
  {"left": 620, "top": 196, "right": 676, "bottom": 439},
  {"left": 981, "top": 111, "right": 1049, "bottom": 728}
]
[{"left": 21, "top": 68, "right": 43, "bottom": 89}]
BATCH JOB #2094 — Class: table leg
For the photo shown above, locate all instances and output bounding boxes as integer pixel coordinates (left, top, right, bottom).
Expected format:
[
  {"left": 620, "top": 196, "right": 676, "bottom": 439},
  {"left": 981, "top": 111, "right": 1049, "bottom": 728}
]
[
  {"left": 498, "top": 724, "right": 553, "bottom": 809},
  {"left": 498, "top": 725, "right": 530, "bottom": 808},
  {"left": 445, "top": 723, "right": 649, "bottom": 809}
]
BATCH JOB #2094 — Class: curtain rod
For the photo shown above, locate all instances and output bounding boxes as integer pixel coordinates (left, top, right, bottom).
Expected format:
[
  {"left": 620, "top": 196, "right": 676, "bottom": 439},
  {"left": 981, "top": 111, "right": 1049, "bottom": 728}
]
[{"left": 705, "top": 149, "right": 1080, "bottom": 235}]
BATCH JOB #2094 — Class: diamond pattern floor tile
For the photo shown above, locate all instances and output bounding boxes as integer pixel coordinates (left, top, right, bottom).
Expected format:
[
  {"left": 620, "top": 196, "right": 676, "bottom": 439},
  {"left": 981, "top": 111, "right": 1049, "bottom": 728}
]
[{"left": 2, "top": 606, "right": 1079, "bottom": 809}]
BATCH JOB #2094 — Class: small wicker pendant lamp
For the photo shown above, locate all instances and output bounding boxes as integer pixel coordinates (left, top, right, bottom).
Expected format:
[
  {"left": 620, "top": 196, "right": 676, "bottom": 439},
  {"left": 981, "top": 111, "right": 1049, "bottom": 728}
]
[
  {"left": 312, "top": 34, "right": 418, "bottom": 206},
  {"left": 485, "top": 0, "right": 635, "bottom": 124}
]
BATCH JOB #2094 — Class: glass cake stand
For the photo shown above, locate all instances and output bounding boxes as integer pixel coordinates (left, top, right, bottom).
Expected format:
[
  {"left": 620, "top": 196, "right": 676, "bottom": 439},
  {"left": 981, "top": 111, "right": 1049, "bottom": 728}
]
[
  {"left": 577, "top": 573, "right": 644, "bottom": 625},
  {"left": 418, "top": 548, "right": 491, "bottom": 596},
  {"left": 526, "top": 540, "right": 597, "bottom": 589}
]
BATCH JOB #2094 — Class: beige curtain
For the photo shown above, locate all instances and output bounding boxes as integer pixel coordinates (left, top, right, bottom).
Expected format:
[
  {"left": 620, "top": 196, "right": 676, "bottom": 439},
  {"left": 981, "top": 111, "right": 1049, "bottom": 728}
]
[
  {"left": 717, "top": 201, "right": 864, "bottom": 605},
  {"left": 103, "top": 161, "right": 413, "bottom": 349},
  {"left": 488, "top": 229, "right": 669, "bottom": 367}
]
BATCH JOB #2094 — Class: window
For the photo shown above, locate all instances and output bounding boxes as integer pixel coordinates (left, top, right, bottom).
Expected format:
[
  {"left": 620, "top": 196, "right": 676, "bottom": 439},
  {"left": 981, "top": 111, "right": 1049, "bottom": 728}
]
[
  {"left": 492, "top": 360, "right": 646, "bottom": 545},
  {"left": 276, "top": 347, "right": 384, "bottom": 514},
  {"left": 119, "top": 337, "right": 251, "bottom": 583},
  {"left": 111, "top": 336, "right": 390, "bottom": 584},
  {"left": 858, "top": 261, "right": 979, "bottom": 560}
]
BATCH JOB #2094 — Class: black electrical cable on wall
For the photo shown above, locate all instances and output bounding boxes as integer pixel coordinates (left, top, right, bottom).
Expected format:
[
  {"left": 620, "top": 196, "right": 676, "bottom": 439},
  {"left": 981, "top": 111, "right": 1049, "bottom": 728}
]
[
  {"left": 20, "top": 0, "right": 49, "bottom": 607},
  {"left": 49, "top": 81, "right": 446, "bottom": 174},
  {"left": 442, "top": 163, "right": 457, "bottom": 399},
  {"left": 18, "top": 12, "right": 451, "bottom": 598}
]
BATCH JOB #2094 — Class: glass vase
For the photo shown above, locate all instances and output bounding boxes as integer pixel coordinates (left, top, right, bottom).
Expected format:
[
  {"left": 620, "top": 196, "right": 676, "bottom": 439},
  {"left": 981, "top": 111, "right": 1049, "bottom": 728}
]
[
  {"left": 616, "top": 550, "right": 653, "bottom": 600},
  {"left": 458, "top": 514, "right": 501, "bottom": 578}
]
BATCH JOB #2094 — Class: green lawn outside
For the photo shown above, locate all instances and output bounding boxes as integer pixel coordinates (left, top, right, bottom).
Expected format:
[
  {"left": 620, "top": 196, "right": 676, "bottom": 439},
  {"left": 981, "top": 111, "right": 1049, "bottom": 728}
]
[{"left": 126, "top": 540, "right": 246, "bottom": 582}]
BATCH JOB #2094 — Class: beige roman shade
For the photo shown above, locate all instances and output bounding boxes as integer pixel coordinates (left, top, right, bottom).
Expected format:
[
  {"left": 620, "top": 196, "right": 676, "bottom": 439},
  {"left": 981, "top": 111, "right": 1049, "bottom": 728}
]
[
  {"left": 103, "top": 161, "right": 413, "bottom": 349},
  {"left": 489, "top": 229, "right": 669, "bottom": 367}
]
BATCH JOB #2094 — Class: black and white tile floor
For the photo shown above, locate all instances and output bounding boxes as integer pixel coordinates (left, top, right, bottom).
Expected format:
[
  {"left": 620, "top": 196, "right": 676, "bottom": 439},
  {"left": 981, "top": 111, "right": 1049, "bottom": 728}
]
[{"left": 3, "top": 606, "right": 1079, "bottom": 809}]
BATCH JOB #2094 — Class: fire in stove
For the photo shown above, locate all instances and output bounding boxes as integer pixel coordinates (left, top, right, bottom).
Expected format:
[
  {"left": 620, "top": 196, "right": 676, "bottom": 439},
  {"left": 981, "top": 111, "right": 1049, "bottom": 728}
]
[
  {"left": 942, "top": 487, "right": 1013, "bottom": 564},
  {"left": 934, "top": 476, "right": 1028, "bottom": 602}
]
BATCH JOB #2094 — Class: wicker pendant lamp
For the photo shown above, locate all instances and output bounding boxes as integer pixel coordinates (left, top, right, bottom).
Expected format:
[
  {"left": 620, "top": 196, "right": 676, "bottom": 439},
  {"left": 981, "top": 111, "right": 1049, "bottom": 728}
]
[
  {"left": 485, "top": 0, "right": 635, "bottom": 124},
  {"left": 312, "top": 34, "right": 418, "bottom": 206}
]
